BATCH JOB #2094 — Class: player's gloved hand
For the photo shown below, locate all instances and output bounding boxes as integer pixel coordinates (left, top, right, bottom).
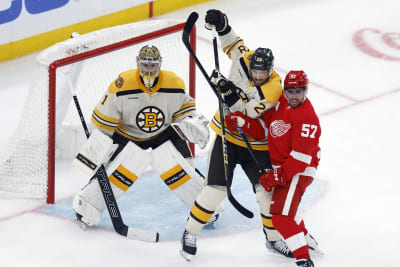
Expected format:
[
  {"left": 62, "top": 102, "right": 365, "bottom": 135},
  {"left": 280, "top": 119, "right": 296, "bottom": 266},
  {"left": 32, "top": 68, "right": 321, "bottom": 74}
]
[
  {"left": 225, "top": 111, "right": 248, "bottom": 131},
  {"left": 259, "top": 168, "right": 287, "bottom": 192},
  {"left": 205, "top": 9, "right": 229, "bottom": 33},
  {"left": 217, "top": 78, "right": 239, "bottom": 107}
]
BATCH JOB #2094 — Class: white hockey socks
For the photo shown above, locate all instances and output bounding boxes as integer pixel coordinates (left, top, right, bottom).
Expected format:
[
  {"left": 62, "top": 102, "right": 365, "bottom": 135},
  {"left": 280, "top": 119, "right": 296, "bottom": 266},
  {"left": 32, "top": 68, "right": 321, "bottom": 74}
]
[
  {"left": 185, "top": 185, "right": 227, "bottom": 235},
  {"left": 255, "top": 184, "right": 281, "bottom": 241}
]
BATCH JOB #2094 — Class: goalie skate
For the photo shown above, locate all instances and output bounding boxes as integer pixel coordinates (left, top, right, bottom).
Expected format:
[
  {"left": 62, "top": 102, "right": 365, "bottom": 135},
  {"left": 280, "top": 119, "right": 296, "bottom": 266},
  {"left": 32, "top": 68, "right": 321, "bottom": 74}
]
[{"left": 75, "top": 213, "right": 90, "bottom": 230}]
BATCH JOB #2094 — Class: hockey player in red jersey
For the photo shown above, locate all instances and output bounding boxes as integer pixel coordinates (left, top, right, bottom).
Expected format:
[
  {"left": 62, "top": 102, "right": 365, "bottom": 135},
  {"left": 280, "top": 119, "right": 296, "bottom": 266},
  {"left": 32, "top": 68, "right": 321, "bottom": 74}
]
[{"left": 225, "top": 70, "right": 321, "bottom": 267}]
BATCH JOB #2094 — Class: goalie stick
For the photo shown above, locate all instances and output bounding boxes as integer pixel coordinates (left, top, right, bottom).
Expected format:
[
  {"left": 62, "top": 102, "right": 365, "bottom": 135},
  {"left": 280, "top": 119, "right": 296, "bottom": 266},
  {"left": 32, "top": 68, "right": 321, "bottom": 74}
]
[
  {"left": 67, "top": 59, "right": 159, "bottom": 242},
  {"left": 183, "top": 12, "right": 253, "bottom": 219}
]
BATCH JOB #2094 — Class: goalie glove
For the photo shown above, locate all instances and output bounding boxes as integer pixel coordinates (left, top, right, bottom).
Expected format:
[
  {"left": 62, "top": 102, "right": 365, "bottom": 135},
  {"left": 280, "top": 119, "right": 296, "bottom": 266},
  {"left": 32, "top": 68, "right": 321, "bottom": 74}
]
[{"left": 171, "top": 113, "right": 210, "bottom": 149}]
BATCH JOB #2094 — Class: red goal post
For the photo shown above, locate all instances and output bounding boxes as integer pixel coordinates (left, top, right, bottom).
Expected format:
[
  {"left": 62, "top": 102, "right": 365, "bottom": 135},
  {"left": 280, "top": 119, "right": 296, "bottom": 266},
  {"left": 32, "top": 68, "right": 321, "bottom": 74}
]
[{"left": 0, "top": 20, "right": 197, "bottom": 204}]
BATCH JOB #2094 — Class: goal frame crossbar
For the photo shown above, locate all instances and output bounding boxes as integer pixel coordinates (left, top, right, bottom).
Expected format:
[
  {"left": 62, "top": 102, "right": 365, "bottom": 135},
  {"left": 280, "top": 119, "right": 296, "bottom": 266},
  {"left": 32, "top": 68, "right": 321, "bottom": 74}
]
[{"left": 47, "top": 22, "right": 196, "bottom": 204}]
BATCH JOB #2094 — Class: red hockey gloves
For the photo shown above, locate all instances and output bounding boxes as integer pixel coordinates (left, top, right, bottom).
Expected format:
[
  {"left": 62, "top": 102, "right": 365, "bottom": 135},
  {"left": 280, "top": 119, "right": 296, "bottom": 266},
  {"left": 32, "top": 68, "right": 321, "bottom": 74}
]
[
  {"left": 259, "top": 168, "right": 287, "bottom": 192},
  {"left": 205, "top": 9, "right": 230, "bottom": 34},
  {"left": 225, "top": 111, "right": 266, "bottom": 139},
  {"left": 225, "top": 111, "right": 248, "bottom": 131}
]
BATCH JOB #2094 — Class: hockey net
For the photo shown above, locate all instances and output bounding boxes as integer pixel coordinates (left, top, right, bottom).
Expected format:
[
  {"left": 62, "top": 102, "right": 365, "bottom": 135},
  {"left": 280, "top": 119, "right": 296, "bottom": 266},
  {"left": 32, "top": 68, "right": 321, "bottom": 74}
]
[{"left": 0, "top": 19, "right": 196, "bottom": 203}]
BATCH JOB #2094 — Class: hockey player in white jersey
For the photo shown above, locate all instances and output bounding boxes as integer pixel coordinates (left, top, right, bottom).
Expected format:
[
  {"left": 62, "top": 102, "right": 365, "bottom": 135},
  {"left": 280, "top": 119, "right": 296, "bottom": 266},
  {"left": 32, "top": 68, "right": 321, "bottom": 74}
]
[
  {"left": 180, "top": 9, "right": 294, "bottom": 261},
  {"left": 72, "top": 45, "right": 214, "bottom": 231}
]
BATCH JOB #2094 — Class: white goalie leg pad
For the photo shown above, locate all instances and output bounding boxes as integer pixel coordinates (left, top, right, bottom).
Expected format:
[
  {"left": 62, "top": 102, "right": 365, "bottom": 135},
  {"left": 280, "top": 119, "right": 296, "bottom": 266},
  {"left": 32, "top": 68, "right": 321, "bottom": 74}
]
[
  {"left": 73, "top": 187, "right": 103, "bottom": 226},
  {"left": 73, "top": 128, "right": 118, "bottom": 176},
  {"left": 73, "top": 141, "right": 151, "bottom": 226},
  {"left": 151, "top": 140, "right": 205, "bottom": 208},
  {"left": 171, "top": 113, "right": 210, "bottom": 149},
  {"left": 106, "top": 141, "right": 151, "bottom": 191},
  {"left": 186, "top": 185, "right": 227, "bottom": 235},
  {"left": 255, "top": 184, "right": 281, "bottom": 241}
]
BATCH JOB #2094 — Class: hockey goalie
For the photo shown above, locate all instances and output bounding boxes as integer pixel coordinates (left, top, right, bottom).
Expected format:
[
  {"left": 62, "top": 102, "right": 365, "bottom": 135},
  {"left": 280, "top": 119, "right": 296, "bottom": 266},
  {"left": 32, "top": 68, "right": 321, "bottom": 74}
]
[{"left": 72, "top": 45, "right": 217, "bottom": 230}]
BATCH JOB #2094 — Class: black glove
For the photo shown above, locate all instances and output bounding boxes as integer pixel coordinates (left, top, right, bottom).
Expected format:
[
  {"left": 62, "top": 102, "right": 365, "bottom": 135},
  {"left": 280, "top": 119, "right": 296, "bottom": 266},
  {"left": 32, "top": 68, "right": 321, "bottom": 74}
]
[
  {"left": 217, "top": 78, "right": 239, "bottom": 107},
  {"left": 205, "top": 9, "right": 229, "bottom": 34}
]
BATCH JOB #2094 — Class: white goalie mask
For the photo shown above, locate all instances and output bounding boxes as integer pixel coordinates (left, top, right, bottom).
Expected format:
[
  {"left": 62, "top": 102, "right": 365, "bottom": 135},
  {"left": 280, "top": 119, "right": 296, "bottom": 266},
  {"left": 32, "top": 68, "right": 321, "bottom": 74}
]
[{"left": 137, "top": 45, "right": 162, "bottom": 88}]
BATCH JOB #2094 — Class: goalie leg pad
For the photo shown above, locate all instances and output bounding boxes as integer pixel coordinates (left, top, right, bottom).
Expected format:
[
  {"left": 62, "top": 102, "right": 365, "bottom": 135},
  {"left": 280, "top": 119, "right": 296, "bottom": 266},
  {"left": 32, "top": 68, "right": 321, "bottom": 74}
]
[
  {"left": 73, "top": 187, "right": 103, "bottom": 226},
  {"left": 73, "top": 142, "right": 151, "bottom": 226},
  {"left": 255, "top": 184, "right": 281, "bottom": 241},
  {"left": 185, "top": 185, "right": 227, "bottom": 235},
  {"left": 151, "top": 140, "right": 205, "bottom": 208},
  {"left": 106, "top": 141, "right": 151, "bottom": 192},
  {"left": 73, "top": 128, "right": 118, "bottom": 176}
]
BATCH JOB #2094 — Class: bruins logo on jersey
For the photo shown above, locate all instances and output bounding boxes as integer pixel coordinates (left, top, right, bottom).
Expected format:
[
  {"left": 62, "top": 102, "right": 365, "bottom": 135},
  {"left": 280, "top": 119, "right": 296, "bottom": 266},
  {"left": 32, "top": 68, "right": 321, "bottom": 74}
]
[
  {"left": 136, "top": 106, "right": 165, "bottom": 133},
  {"left": 115, "top": 77, "right": 124, "bottom": 88}
]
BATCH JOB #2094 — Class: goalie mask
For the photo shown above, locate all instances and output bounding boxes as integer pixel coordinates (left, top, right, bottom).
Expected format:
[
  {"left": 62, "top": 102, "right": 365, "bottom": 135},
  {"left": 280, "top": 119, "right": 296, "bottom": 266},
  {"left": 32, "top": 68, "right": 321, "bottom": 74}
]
[
  {"left": 137, "top": 45, "right": 162, "bottom": 88},
  {"left": 248, "top": 47, "right": 274, "bottom": 87},
  {"left": 283, "top": 70, "right": 309, "bottom": 108}
]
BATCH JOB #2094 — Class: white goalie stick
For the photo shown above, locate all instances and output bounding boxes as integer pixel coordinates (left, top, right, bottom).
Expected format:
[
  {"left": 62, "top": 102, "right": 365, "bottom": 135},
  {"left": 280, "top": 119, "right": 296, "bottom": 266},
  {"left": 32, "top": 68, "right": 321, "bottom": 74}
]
[
  {"left": 182, "top": 12, "right": 254, "bottom": 218},
  {"left": 66, "top": 45, "right": 159, "bottom": 242}
]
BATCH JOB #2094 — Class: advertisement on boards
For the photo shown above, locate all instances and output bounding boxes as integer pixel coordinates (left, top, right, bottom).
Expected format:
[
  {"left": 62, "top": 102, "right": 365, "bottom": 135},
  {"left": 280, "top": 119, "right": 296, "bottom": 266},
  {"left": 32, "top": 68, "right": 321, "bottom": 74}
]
[{"left": 0, "top": 0, "right": 151, "bottom": 45}]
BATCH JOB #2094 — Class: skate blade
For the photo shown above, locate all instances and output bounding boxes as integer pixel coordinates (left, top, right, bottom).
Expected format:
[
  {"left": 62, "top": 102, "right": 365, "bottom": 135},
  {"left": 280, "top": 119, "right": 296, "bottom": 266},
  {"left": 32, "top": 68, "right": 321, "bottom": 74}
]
[{"left": 180, "top": 250, "right": 193, "bottom": 261}]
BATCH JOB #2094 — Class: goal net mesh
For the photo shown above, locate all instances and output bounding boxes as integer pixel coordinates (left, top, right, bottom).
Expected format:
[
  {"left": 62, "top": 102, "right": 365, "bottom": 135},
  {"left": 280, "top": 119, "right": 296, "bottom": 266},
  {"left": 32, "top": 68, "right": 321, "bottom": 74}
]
[{"left": 0, "top": 19, "right": 194, "bottom": 201}]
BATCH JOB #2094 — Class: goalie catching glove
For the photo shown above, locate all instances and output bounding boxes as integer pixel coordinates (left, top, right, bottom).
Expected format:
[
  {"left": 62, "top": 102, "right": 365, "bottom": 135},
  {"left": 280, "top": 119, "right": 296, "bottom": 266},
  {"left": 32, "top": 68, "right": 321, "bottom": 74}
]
[{"left": 171, "top": 113, "right": 210, "bottom": 149}]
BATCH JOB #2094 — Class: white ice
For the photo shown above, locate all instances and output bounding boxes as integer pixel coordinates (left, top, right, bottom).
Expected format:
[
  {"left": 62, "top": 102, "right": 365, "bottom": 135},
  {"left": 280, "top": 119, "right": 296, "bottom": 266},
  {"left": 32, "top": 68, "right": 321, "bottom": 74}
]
[{"left": 1, "top": 0, "right": 400, "bottom": 266}]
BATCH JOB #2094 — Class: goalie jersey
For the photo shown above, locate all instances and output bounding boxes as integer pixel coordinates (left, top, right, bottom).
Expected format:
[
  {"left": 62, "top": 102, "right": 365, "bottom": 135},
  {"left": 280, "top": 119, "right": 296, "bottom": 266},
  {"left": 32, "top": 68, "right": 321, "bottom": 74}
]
[
  {"left": 209, "top": 29, "right": 283, "bottom": 151},
  {"left": 91, "top": 69, "right": 196, "bottom": 143}
]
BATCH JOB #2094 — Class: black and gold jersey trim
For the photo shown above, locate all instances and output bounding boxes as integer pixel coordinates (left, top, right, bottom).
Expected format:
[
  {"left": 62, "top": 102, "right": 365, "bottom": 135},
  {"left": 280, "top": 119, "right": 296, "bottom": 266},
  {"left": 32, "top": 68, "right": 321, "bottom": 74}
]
[
  {"left": 116, "top": 89, "right": 143, "bottom": 97},
  {"left": 91, "top": 108, "right": 119, "bottom": 132},
  {"left": 210, "top": 115, "right": 268, "bottom": 151},
  {"left": 158, "top": 88, "right": 185, "bottom": 94},
  {"left": 172, "top": 102, "right": 196, "bottom": 121}
]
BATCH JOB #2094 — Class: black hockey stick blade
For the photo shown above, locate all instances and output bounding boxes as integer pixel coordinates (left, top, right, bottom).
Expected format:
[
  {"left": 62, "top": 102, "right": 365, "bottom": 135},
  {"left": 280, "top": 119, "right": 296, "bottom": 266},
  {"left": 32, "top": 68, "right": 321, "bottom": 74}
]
[
  {"left": 183, "top": 12, "right": 199, "bottom": 44},
  {"left": 95, "top": 165, "right": 159, "bottom": 242},
  {"left": 227, "top": 191, "right": 254, "bottom": 218}
]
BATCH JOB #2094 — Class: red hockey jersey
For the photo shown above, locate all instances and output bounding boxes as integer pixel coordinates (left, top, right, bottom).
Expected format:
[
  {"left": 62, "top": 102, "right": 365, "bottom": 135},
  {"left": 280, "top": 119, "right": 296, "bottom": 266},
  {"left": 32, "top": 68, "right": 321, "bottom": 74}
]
[{"left": 247, "top": 95, "right": 321, "bottom": 181}]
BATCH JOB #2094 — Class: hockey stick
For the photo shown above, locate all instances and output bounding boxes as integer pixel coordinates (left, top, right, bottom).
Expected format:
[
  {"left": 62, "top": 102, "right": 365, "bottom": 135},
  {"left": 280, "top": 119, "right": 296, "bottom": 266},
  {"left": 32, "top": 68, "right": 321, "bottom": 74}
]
[
  {"left": 67, "top": 73, "right": 159, "bottom": 242},
  {"left": 183, "top": 12, "right": 253, "bottom": 218},
  {"left": 208, "top": 23, "right": 267, "bottom": 176}
]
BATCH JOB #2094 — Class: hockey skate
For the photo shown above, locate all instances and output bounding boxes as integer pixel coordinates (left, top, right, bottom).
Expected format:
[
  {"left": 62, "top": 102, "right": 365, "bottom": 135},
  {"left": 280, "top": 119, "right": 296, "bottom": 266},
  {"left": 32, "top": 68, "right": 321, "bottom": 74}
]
[
  {"left": 265, "top": 239, "right": 294, "bottom": 258},
  {"left": 180, "top": 230, "right": 197, "bottom": 261},
  {"left": 295, "top": 258, "right": 314, "bottom": 267},
  {"left": 306, "top": 234, "right": 324, "bottom": 255}
]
